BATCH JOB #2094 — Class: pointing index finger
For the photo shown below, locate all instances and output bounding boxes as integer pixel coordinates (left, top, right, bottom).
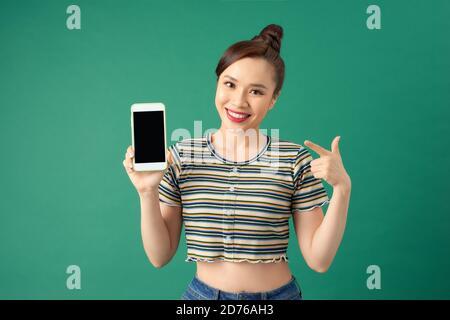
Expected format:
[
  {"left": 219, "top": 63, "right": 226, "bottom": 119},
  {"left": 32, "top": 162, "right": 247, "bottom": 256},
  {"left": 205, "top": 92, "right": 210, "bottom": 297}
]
[{"left": 304, "top": 140, "right": 329, "bottom": 157}]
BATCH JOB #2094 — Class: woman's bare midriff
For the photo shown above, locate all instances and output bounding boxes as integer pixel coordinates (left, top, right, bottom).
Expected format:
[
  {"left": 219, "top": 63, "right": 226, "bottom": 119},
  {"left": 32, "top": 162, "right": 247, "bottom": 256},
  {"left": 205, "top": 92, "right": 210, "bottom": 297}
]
[{"left": 196, "top": 260, "right": 293, "bottom": 293}]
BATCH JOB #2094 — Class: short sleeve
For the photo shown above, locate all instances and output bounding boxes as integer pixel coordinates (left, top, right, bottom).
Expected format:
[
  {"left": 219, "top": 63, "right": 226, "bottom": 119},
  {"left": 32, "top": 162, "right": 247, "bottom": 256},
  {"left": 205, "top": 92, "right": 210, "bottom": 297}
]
[
  {"left": 291, "top": 146, "right": 329, "bottom": 213},
  {"left": 158, "top": 144, "right": 182, "bottom": 207}
]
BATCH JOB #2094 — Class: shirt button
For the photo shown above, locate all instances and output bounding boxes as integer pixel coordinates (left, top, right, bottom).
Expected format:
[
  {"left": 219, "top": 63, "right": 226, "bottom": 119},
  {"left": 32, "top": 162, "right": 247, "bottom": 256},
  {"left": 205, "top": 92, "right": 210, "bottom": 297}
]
[
  {"left": 225, "top": 236, "right": 232, "bottom": 241},
  {"left": 229, "top": 186, "right": 235, "bottom": 192},
  {"left": 232, "top": 167, "right": 238, "bottom": 173}
]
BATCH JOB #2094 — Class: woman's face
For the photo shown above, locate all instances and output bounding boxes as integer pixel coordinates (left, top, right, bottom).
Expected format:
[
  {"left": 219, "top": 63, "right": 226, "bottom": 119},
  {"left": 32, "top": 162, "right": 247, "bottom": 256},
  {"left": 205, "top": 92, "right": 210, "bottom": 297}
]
[{"left": 215, "top": 57, "right": 279, "bottom": 133}]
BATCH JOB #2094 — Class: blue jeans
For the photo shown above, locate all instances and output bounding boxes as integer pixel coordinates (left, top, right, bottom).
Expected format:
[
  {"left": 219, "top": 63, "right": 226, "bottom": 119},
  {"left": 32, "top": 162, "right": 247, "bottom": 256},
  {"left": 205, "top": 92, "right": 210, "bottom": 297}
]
[{"left": 181, "top": 273, "right": 303, "bottom": 300}]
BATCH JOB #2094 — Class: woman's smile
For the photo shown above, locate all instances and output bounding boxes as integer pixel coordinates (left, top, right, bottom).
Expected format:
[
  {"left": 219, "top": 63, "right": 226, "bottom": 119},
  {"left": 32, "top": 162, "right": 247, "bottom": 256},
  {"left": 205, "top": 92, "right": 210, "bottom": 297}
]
[{"left": 225, "top": 107, "right": 252, "bottom": 123}]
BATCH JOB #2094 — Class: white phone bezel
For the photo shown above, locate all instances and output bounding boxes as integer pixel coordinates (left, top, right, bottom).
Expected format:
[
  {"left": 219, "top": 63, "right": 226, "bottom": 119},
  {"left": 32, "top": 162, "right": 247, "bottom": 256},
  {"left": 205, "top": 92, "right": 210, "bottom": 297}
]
[{"left": 131, "top": 102, "right": 168, "bottom": 171}]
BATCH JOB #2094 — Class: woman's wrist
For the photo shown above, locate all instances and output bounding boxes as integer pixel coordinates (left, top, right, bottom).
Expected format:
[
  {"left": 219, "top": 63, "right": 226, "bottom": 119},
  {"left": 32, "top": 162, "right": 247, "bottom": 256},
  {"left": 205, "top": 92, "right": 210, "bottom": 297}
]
[
  {"left": 334, "top": 176, "right": 351, "bottom": 196},
  {"left": 138, "top": 188, "right": 159, "bottom": 199}
]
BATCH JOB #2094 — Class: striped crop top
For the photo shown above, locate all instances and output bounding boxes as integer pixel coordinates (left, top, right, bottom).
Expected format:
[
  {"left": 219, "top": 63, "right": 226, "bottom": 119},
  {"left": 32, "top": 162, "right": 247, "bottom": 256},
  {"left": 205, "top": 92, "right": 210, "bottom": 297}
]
[{"left": 158, "top": 132, "right": 329, "bottom": 263}]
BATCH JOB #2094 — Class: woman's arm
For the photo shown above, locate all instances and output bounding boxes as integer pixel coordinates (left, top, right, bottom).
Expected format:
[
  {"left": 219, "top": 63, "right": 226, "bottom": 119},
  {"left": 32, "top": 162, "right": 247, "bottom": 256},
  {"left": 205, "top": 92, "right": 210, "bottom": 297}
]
[
  {"left": 294, "top": 185, "right": 351, "bottom": 273},
  {"left": 124, "top": 146, "right": 182, "bottom": 269},
  {"left": 139, "top": 190, "right": 182, "bottom": 268},
  {"left": 294, "top": 136, "right": 351, "bottom": 273}
]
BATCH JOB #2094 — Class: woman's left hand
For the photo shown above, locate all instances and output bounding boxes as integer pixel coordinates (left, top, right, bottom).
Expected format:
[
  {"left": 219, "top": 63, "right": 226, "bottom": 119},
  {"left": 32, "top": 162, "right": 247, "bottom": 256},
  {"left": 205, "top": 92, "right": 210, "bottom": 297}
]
[{"left": 304, "top": 136, "right": 351, "bottom": 191}]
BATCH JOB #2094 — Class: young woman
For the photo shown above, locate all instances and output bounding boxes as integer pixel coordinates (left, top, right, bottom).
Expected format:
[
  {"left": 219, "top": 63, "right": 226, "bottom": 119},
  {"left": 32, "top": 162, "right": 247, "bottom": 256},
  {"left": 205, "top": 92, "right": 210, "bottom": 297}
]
[{"left": 123, "top": 24, "right": 351, "bottom": 300}]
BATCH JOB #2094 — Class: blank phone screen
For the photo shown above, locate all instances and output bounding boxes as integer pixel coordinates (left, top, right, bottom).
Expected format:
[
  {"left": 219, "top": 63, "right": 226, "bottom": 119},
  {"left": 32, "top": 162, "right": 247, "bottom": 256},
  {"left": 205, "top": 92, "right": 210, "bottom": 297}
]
[{"left": 133, "top": 111, "right": 165, "bottom": 163}]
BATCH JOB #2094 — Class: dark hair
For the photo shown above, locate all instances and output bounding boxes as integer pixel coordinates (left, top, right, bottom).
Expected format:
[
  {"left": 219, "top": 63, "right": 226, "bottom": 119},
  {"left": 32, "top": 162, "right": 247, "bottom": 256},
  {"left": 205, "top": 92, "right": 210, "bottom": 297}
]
[{"left": 215, "top": 24, "right": 285, "bottom": 98}]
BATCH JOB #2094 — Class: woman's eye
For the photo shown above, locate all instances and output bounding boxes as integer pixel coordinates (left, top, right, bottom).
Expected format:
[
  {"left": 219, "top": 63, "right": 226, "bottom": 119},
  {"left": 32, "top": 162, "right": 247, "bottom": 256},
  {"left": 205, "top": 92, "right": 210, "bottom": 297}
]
[{"left": 223, "top": 82, "right": 263, "bottom": 95}]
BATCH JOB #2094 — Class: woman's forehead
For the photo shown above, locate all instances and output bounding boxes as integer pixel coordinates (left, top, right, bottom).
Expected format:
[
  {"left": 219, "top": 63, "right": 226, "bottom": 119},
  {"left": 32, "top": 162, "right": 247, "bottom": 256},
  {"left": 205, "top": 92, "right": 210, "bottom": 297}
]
[{"left": 222, "top": 58, "right": 275, "bottom": 85}]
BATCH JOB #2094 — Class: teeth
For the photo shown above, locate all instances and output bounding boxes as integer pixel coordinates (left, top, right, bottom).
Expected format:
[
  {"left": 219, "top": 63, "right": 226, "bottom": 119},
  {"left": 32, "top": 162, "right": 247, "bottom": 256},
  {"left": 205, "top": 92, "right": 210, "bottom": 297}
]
[{"left": 228, "top": 109, "right": 249, "bottom": 119}]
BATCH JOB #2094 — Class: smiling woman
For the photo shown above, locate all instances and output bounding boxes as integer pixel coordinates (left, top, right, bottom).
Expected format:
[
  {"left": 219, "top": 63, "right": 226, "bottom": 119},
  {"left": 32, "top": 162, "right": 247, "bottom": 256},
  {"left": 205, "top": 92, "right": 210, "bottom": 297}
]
[
  {"left": 177, "top": 25, "right": 319, "bottom": 298},
  {"left": 212, "top": 24, "right": 285, "bottom": 159},
  {"left": 123, "top": 23, "right": 351, "bottom": 301}
]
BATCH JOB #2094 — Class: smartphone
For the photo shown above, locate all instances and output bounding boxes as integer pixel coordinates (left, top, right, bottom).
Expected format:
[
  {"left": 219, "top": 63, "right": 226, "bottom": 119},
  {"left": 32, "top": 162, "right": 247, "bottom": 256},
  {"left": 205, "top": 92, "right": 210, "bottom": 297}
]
[{"left": 130, "top": 102, "right": 167, "bottom": 171}]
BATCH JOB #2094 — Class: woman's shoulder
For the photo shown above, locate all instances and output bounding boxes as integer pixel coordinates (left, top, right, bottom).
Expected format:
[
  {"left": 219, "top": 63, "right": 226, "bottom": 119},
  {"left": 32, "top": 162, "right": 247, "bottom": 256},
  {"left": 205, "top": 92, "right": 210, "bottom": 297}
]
[{"left": 268, "top": 138, "right": 315, "bottom": 168}]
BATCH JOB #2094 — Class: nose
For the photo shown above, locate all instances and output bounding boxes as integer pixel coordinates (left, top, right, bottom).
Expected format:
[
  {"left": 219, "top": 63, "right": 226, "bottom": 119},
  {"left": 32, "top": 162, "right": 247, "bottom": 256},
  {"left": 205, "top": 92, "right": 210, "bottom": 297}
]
[{"left": 231, "top": 88, "right": 248, "bottom": 108}]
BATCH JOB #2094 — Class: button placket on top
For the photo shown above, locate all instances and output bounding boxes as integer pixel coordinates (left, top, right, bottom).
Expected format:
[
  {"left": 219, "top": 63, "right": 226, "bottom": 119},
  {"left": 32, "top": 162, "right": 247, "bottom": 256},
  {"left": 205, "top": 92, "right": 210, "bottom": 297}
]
[{"left": 223, "top": 166, "right": 239, "bottom": 257}]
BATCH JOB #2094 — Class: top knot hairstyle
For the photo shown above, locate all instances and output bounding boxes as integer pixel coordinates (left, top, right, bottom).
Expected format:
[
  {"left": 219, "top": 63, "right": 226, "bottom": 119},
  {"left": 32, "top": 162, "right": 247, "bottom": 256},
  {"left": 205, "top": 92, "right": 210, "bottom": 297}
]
[{"left": 215, "top": 24, "right": 285, "bottom": 98}]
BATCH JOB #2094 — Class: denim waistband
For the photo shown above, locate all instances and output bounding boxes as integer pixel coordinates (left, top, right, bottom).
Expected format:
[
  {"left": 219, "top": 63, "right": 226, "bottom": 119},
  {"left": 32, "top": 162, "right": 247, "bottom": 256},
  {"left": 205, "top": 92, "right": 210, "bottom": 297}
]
[{"left": 187, "top": 273, "right": 302, "bottom": 300}]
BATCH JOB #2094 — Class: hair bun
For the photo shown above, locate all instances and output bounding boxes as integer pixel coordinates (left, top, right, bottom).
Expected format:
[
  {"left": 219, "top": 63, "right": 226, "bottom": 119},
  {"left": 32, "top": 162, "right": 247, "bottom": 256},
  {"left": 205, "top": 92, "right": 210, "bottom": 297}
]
[{"left": 253, "top": 24, "right": 283, "bottom": 53}]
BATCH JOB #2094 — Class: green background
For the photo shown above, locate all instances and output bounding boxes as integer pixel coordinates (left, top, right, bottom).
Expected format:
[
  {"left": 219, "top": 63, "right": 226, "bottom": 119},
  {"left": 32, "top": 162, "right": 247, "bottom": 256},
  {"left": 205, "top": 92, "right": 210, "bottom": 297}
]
[{"left": 1, "top": 0, "right": 449, "bottom": 299}]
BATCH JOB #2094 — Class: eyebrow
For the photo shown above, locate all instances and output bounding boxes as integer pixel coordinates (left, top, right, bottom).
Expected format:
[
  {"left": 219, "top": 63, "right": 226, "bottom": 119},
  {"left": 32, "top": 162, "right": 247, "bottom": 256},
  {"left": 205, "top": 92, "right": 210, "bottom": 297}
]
[{"left": 223, "top": 75, "right": 268, "bottom": 90}]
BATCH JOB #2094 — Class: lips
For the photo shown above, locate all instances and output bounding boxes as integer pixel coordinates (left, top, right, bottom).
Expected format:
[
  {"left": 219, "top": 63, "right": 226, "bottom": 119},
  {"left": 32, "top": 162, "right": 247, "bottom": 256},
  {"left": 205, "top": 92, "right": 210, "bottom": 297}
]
[{"left": 225, "top": 108, "right": 251, "bottom": 123}]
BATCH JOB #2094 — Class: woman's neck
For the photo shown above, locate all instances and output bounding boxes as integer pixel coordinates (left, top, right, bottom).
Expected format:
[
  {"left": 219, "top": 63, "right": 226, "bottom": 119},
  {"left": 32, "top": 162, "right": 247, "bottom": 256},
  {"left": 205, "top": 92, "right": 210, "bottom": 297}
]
[{"left": 211, "top": 127, "right": 266, "bottom": 162}]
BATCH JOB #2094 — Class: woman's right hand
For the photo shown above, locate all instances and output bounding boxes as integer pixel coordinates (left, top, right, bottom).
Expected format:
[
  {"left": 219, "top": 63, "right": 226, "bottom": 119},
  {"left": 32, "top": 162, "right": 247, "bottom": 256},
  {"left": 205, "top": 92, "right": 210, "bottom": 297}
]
[{"left": 122, "top": 146, "right": 173, "bottom": 195}]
